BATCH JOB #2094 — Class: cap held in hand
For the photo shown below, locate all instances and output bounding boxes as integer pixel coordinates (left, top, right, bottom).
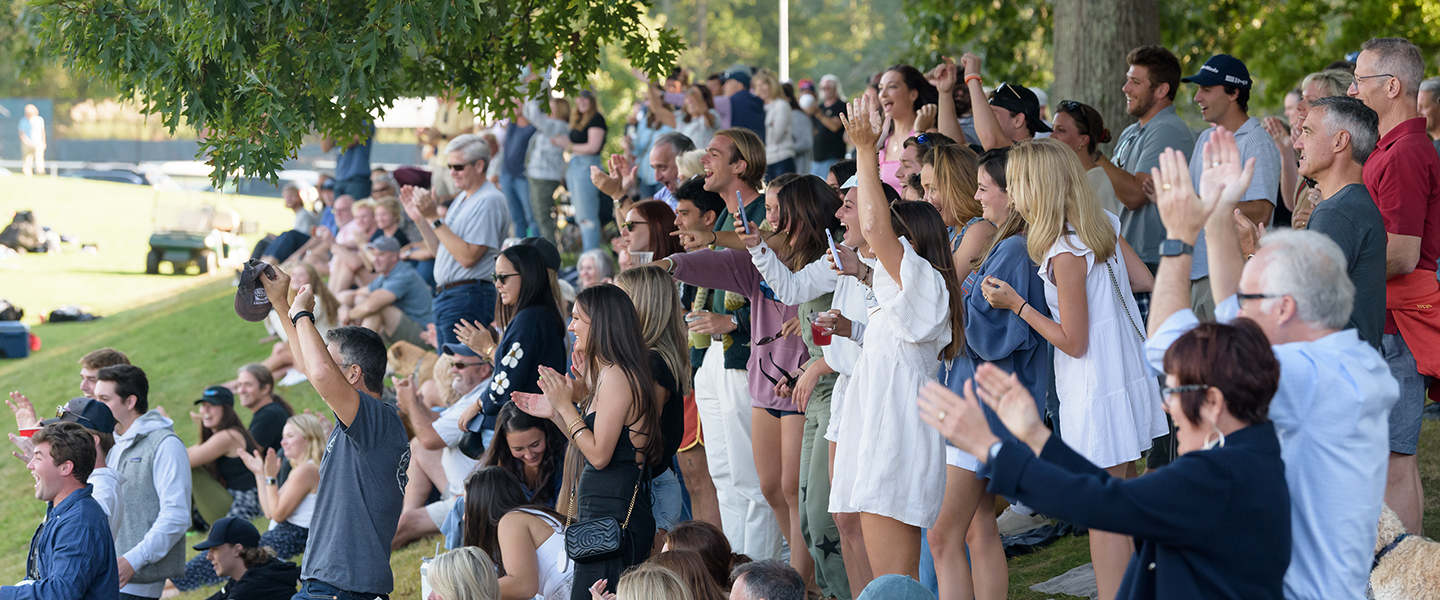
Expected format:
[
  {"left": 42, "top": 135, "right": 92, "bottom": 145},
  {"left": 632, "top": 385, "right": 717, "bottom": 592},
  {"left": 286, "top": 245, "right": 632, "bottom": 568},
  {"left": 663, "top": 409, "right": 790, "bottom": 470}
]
[{"left": 235, "top": 259, "right": 278, "bottom": 322}]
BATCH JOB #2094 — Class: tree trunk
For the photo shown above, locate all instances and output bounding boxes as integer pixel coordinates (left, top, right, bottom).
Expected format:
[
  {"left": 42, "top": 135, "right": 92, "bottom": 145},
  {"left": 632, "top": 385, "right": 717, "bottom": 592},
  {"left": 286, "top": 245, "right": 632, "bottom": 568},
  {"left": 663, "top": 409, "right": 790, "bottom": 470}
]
[{"left": 1052, "top": 0, "right": 1159, "bottom": 154}]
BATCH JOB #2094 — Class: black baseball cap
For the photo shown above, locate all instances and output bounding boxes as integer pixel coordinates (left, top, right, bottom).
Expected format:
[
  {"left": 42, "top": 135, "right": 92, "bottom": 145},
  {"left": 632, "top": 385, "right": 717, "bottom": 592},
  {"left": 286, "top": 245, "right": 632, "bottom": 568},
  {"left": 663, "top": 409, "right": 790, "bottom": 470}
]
[
  {"left": 519, "top": 237, "right": 562, "bottom": 272},
  {"left": 1182, "top": 54, "right": 1252, "bottom": 90},
  {"left": 194, "top": 386, "right": 235, "bottom": 407},
  {"left": 235, "top": 259, "right": 277, "bottom": 322},
  {"left": 41, "top": 397, "right": 117, "bottom": 435},
  {"left": 193, "top": 516, "right": 261, "bottom": 550},
  {"left": 989, "top": 83, "right": 1052, "bottom": 134}
]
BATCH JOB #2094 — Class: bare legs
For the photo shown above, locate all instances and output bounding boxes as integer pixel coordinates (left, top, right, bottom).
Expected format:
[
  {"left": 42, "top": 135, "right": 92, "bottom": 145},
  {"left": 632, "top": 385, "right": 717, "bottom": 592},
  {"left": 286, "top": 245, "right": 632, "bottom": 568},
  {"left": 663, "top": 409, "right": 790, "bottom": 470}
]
[
  {"left": 677, "top": 445, "right": 722, "bottom": 528},
  {"left": 1385, "top": 452, "right": 1424, "bottom": 534},
  {"left": 1091, "top": 462, "right": 1138, "bottom": 600},
  {"left": 829, "top": 440, "right": 873, "bottom": 593},
  {"left": 753, "top": 409, "right": 814, "bottom": 589},
  {"left": 928, "top": 466, "right": 1006, "bottom": 600},
  {"left": 859, "top": 512, "right": 921, "bottom": 579}
]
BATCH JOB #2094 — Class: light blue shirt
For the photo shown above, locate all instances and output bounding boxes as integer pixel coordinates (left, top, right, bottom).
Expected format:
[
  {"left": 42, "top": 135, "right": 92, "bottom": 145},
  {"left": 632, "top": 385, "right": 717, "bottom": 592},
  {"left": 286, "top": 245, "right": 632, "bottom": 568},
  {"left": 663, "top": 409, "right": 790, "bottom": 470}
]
[
  {"left": 633, "top": 110, "right": 674, "bottom": 186},
  {"left": 1145, "top": 295, "right": 1398, "bottom": 600},
  {"left": 1189, "top": 117, "right": 1280, "bottom": 279}
]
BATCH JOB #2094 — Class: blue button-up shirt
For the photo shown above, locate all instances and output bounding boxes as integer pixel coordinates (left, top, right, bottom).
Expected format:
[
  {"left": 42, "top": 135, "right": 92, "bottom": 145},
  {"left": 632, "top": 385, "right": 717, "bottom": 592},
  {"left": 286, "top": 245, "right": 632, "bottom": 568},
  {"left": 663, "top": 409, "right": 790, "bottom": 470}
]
[
  {"left": 1145, "top": 295, "right": 1398, "bottom": 600},
  {"left": 2, "top": 485, "right": 119, "bottom": 600}
]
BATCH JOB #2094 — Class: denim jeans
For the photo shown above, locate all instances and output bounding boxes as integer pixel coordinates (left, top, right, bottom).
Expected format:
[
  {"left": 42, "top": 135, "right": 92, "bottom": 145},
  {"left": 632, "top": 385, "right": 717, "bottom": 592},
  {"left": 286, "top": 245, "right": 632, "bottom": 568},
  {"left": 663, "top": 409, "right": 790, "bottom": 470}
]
[
  {"left": 810, "top": 157, "right": 840, "bottom": 179},
  {"left": 334, "top": 176, "right": 371, "bottom": 202},
  {"left": 293, "top": 579, "right": 388, "bottom": 600},
  {"left": 650, "top": 467, "right": 684, "bottom": 533},
  {"left": 432, "top": 281, "right": 496, "bottom": 351},
  {"left": 499, "top": 172, "right": 535, "bottom": 237},
  {"left": 566, "top": 154, "right": 605, "bottom": 251}
]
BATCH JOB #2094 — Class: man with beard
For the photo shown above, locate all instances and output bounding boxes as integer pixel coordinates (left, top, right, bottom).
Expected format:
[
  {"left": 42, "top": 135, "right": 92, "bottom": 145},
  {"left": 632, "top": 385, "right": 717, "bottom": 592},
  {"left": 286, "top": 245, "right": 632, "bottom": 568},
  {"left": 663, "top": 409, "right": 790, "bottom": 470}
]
[{"left": 1100, "top": 46, "right": 1197, "bottom": 287}]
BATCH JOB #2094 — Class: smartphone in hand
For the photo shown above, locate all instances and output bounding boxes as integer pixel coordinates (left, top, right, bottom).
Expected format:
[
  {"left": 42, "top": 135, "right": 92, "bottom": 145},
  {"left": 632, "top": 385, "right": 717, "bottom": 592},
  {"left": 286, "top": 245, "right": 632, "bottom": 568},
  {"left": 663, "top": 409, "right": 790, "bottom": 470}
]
[
  {"left": 738, "top": 191, "right": 752, "bottom": 235},
  {"left": 826, "top": 229, "right": 842, "bottom": 269}
]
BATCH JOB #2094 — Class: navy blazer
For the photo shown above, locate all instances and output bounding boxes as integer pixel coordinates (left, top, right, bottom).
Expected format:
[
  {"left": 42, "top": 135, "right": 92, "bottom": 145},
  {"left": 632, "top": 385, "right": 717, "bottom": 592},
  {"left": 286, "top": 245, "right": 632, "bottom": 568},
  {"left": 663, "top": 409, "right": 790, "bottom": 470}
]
[{"left": 983, "top": 422, "right": 1290, "bottom": 600}]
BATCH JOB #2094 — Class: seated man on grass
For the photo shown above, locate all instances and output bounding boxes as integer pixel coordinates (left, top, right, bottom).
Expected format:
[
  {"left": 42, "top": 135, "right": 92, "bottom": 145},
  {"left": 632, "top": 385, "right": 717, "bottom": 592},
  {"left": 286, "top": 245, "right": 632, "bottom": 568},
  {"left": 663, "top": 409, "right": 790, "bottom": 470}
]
[{"left": 337, "top": 236, "right": 434, "bottom": 349}]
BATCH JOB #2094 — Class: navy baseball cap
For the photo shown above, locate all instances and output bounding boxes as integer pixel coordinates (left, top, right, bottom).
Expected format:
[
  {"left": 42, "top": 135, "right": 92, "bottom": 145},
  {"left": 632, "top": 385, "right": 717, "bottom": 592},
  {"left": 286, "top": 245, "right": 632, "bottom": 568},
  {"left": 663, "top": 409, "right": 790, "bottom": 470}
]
[
  {"left": 194, "top": 386, "right": 235, "bottom": 407},
  {"left": 41, "top": 397, "right": 117, "bottom": 435},
  {"left": 442, "top": 343, "right": 480, "bottom": 358},
  {"left": 193, "top": 517, "right": 261, "bottom": 550},
  {"left": 1182, "top": 54, "right": 1252, "bottom": 90},
  {"left": 724, "top": 66, "right": 753, "bottom": 88}
]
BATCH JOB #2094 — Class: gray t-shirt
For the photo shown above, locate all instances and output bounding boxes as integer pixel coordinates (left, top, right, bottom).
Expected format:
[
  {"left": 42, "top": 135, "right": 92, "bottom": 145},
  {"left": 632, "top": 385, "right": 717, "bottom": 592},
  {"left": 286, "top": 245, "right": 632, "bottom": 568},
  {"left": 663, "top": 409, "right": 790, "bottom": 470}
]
[
  {"left": 1113, "top": 105, "right": 1195, "bottom": 265},
  {"left": 294, "top": 209, "right": 320, "bottom": 234},
  {"left": 1307, "top": 183, "right": 1386, "bottom": 348},
  {"left": 301, "top": 389, "right": 410, "bottom": 595},
  {"left": 1190, "top": 117, "right": 1282, "bottom": 279},
  {"left": 434, "top": 182, "right": 509, "bottom": 286},
  {"left": 367, "top": 261, "right": 435, "bottom": 324}
]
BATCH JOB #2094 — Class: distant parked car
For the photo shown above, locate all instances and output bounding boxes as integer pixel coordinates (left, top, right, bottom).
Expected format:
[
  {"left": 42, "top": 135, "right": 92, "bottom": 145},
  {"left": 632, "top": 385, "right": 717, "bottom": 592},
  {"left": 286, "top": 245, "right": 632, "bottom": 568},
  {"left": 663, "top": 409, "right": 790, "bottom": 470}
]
[{"left": 60, "top": 164, "right": 179, "bottom": 190}]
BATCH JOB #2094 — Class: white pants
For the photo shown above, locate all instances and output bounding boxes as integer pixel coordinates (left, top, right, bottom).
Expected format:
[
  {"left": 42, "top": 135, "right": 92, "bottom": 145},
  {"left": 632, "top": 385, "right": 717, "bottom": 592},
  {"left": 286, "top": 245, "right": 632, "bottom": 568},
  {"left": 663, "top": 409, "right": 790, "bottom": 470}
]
[{"left": 694, "top": 345, "right": 784, "bottom": 560}]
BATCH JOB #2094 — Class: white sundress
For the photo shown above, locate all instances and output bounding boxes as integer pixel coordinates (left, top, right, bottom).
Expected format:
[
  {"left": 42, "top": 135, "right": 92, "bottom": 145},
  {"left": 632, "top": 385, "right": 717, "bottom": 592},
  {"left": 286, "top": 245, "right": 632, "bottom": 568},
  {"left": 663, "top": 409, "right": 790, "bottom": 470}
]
[
  {"left": 1040, "top": 212, "right": 1166, "bottom": 468},
  {"left": 829, "top": 238, "right": 951, "bottom": 528},
  {"left": 516, "top": 508, "right": 573, "bottom": 600}
]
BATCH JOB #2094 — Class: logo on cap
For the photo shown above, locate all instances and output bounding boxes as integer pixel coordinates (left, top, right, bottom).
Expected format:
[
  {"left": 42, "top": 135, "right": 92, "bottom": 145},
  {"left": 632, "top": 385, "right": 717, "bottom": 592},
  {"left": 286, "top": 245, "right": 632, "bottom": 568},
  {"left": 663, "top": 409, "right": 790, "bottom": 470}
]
[{"left": 252, "top": 287, "right": 269, "bottom": 306}]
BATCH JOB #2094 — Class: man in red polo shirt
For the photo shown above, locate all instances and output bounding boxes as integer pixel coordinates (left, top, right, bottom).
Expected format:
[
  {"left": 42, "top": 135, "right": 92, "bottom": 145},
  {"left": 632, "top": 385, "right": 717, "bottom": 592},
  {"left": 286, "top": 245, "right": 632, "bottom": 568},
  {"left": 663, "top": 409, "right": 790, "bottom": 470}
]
[{"left": 1350, "top": 36, "right": 1440, "bottom": 535}]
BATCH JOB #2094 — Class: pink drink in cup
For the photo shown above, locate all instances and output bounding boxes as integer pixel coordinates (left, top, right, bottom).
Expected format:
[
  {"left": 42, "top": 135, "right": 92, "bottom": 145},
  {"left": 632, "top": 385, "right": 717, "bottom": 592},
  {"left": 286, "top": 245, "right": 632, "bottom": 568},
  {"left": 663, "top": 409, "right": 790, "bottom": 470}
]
[{"left": 807, "top": 312, "right": 832, "bottom": 346}]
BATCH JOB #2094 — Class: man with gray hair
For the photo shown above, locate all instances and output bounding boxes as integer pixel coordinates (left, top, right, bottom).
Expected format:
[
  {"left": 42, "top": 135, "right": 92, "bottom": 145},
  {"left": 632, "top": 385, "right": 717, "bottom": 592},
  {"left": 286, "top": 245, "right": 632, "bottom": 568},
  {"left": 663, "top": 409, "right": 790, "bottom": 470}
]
[
  {"left": 592, "top": 131, "right": 696, "bottom": 211},
  {"left": 1265, "top": 96, "right": 1385, "bottom": 348},
  {"left": 729, "top": 559, "right": 805, "bottom": 600},
  {"left": 1418, "top": 77, "right": 1440, "bottom": 154},
  {"left": 1148, "top": 128, "right": 1398, "bottom": 600},
  {"left": 401, "top": 133, "right": 511, "bottom": 350},
  {"left": 1349, "top": 36, "right": 1440, "bottom": 536}
]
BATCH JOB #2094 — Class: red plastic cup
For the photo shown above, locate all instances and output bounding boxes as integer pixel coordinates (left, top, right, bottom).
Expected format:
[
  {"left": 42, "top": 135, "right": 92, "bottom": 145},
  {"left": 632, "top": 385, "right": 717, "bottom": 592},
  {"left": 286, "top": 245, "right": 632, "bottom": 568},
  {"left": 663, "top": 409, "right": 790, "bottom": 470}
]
[
  {"left": 807, "top": 312, "right": 832, "bottom": 346},
  {"left": 16, "top": 427, "right": 40, "bottom": 438}
]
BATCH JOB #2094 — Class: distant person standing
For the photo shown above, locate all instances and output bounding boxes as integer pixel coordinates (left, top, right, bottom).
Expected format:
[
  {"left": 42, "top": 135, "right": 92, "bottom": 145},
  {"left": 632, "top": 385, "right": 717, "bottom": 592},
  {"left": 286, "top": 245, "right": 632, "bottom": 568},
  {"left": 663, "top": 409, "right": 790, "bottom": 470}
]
[
  {"left": 323, "top": 123, "right": 376, "bottom": 202},
  {"left": 807, "top": 75, "right": 848, "bottom": 178},
  {"left": 18, "top": 104, "right": 47, "bottom": 177}
]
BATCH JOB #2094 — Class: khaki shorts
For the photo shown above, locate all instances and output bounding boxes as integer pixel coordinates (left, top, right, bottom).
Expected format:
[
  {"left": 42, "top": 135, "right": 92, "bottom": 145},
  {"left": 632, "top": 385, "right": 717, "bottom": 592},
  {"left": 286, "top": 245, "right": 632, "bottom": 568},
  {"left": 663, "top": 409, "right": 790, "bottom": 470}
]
[
  {"left": 22, "top": 144, "right": 41, "bottom": 159},
  {"left": 382, "top": 313, "right": 428, "bottom": 349}
]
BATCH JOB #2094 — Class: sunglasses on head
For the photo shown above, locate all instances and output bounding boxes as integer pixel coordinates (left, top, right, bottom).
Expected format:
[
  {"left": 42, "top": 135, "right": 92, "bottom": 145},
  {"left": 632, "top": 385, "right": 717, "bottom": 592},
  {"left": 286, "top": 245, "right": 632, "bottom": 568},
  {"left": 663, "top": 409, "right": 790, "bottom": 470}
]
[
  {"left": 1058, "top": 100, "right": 1084, "bottom": 113},
  {"left": 995, "top": 83, "right": 1023, "bottom": 102}
]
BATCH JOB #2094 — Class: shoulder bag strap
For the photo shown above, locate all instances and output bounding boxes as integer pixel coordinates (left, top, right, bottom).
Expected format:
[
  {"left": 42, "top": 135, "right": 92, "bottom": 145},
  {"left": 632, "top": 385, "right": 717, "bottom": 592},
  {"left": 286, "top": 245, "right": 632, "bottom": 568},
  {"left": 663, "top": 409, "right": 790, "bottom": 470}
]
[{"left": 1105, "top": 258, "right": 1146, "bottom": 343}]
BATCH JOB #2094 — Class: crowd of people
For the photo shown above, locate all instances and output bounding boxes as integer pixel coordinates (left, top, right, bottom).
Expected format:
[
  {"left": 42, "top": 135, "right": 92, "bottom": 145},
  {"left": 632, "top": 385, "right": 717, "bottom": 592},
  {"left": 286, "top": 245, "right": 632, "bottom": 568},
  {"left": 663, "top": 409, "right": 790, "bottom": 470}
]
[{"left": 8, "top": 34, "right": 1440, "bottom": 600}]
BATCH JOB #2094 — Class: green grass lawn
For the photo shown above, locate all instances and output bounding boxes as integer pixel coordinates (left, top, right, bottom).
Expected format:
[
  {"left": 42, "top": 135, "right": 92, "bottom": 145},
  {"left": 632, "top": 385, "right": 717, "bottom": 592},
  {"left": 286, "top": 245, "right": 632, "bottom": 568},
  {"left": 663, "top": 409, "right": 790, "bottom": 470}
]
[
  {"left": 2, "top": 176, "right": 1439, "bottom": 599},
  {"left": 0, "top": 176, "right": 297, "bottom": 325}
]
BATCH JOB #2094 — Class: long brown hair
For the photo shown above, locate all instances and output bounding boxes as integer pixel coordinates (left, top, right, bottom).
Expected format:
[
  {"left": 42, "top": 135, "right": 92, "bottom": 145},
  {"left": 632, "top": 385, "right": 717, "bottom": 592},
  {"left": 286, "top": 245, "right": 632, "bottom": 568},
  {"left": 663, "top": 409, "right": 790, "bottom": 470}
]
[
  {"left": 615, "top": 266, "right": 692, "bottom": 397},
  {"left": 923, "top": 144, "right": 982, "bottom": 227},
  {"left": 664, "top": 521, "right": 751, "bottom": 589},
  {"left": 576, "top": 285, "right": 663, "bottom": 467},
  {"left": 461, "top": 467, "right": 564, "bottom": 575},
  {"left": 972, "top": 147, "right": 1028, "bottom": 272},
  {"left": 480, "top": 402, "right": 567, "bottom": 507},
  {"left": 199, "top": 401, "right": 260, "bottom": 487},
  {"left": 649, "top": 551, "right": 728, "bottom": 600},
  {"left": 773, "top": 175, "right": 843, "bottom": 272},
  {"left": 889, "top": 201, "right": 966, "bottom": 360}
]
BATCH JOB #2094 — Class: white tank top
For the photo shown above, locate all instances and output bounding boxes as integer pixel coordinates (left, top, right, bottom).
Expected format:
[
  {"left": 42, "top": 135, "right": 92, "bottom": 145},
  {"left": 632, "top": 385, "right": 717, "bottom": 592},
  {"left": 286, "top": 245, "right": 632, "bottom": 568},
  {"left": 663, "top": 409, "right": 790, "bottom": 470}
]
[
  {"left": 516, "top": 509, "right": 573, "bottom": 600},
  {"left": 270, "top": 461, "right": 318, "bottom": 530}
]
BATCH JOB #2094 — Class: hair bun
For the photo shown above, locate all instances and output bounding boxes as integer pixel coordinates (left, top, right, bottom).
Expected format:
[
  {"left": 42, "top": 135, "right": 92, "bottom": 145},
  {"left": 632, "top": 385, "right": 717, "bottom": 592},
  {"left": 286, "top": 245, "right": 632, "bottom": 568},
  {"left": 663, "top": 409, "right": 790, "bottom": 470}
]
[{"left": 1100, "top": 128, "right": 1112, "bottom": 144}]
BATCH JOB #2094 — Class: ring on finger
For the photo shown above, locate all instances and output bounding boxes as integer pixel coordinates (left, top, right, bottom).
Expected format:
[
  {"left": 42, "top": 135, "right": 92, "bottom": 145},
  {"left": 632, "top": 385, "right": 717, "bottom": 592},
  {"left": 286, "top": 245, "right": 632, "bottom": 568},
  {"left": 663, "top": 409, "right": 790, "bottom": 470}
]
[{"left": 1162, "top": 184, "right": 1172, "bottom": 190}]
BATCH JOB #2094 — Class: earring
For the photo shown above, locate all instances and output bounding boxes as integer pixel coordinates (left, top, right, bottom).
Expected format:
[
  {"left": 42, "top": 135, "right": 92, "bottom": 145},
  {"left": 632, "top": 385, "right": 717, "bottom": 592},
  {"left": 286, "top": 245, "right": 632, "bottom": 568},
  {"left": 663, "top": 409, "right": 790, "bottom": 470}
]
[{"left": 1202, "top": 423, "right": 1226, "bottom": 450}]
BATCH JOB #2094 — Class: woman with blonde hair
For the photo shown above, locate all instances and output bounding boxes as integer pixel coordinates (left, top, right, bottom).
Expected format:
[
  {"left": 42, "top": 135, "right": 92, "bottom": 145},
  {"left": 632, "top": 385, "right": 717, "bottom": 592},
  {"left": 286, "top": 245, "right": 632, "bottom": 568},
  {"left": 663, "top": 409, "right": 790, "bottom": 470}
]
[
  {"left": 979, "top": 138, "right": 1162, "bottom": 600},
  {"left": 590, "top": 563, "right": 691, "bottom": 600},
  {"left": 429, "top": 546, "right": 503, "bottom": 600},
  {"left": 615, "top": 265, "right": 692, "bottom": 546},
  {"left": 172, "top": 413, "right": 326, "bottom": 592},
  {"left": 676, "top": 148, "right": 705, "bottom": 181},
  {"left": 920, "top": 143, "right": 994, "bottom": 271}
]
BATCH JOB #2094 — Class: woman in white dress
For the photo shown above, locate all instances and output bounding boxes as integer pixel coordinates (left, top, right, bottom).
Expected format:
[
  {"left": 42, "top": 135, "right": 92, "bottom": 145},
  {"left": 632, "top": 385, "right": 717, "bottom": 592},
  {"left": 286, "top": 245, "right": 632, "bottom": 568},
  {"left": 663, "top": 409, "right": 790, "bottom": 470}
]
[
  {"left": 462, "top": 466, "right": 573, "bottom": 600},
  {"left": 981, "top": 138, "right": 1163, "bottom": 600},
  {"left": 829, "top": 93, "right": 966, "bottom": 580}
]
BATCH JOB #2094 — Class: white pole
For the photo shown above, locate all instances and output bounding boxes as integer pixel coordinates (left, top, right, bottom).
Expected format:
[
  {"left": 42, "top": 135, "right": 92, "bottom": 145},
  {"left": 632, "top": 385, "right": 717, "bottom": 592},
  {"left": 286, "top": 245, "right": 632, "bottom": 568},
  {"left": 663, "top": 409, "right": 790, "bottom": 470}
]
[{"left": 779, "top": 0, "right": 789, "bottom": 82}]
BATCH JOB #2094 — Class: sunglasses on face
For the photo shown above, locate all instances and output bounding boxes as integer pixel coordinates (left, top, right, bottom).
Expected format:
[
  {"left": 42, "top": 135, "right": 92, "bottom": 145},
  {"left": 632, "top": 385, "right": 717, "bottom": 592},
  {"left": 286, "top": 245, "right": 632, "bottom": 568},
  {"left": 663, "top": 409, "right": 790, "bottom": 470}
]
[
  {"left": 622, "top": 220, "right": 648, "bottom": 232},
  {"left": 452, "top": 359, "right": 491, "bottom": 369},
  {"left": 494, "top": 272, "right": 519, "bottom": 284},
  {"left": 448, "top": 161, "right": 476, "bottom": 171}
]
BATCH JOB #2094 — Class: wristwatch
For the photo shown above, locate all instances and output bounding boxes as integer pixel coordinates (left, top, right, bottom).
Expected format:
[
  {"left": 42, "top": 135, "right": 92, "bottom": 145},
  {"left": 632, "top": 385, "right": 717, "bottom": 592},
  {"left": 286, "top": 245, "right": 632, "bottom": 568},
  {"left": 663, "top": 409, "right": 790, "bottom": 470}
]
[
  {"left": 729, "top": 314, "right": 740, "bottom": 328},
  {"left": 265, "top": 476, "right": 278, "bottom": 486},
  {"left": 1159, "top": 239, "right": 1194, "bottom": 258},
  {"left": 431, "top": 218, "right": 445, "bottom": 230}
]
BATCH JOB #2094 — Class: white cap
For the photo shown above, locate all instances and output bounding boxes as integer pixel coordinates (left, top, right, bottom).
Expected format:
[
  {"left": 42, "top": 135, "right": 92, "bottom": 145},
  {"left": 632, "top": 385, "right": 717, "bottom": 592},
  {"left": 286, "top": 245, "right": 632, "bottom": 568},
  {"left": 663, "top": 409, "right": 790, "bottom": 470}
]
[{"left": 841, "top": 175, "right": 859, "bottom": 190}]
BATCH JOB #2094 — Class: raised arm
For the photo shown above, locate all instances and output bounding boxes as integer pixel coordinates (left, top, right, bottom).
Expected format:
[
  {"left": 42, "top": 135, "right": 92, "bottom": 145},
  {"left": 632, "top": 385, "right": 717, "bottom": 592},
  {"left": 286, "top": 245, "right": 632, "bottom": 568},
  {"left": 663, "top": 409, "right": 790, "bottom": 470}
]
[
  {"left": 960, "top": 53, "right": 1014, "bottom": 151},
  {"left": 842, "top": 94, "right": 905, "bottom": 283},
  {"left": 1199, "top": 128, "right": 1257, "bottom": 304},
  {"left": 1147, "top": 147, "right": 1211, "bottom": 335},
  {"left": 648, "top": 85, "right": 678, "bottom": 129},
  {"left": 285, "top": 280, "right": 361, "bottom": 426},
  {"left": 931, "top": 57, "right": 969, "bottom": 145}
]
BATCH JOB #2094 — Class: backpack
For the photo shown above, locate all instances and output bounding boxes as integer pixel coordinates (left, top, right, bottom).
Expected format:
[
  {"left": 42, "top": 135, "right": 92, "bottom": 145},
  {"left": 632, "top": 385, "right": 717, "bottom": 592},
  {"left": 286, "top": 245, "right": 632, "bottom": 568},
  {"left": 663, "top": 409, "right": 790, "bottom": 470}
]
[{"left": 0, "top": 211, "right": 44, "bottom": 252}]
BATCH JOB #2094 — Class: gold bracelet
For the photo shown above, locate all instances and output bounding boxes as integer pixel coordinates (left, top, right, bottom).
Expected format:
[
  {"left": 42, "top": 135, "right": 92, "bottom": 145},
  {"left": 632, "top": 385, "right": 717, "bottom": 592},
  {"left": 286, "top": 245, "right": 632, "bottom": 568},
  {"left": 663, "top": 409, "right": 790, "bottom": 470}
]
[{"left": 568, "top": 415, "right": 585, "bottom": 432}]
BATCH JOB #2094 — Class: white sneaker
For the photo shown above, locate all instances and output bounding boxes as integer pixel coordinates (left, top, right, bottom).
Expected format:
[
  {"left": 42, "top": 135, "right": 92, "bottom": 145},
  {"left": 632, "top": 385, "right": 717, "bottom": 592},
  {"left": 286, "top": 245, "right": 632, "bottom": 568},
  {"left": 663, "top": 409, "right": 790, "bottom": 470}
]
[
  {"left": 996, "top": 506, "right": 1050, "bottom": 536},
  {"left": 277, "top": 369, "right": 309, "bottom": 387}
]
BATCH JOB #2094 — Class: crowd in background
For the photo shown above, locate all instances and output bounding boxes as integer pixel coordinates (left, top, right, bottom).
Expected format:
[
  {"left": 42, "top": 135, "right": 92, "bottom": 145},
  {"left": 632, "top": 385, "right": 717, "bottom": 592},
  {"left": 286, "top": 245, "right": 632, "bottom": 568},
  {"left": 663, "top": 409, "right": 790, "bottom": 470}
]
[{"left": 8, "top": 33, "right": 1440, "bottom": 600}]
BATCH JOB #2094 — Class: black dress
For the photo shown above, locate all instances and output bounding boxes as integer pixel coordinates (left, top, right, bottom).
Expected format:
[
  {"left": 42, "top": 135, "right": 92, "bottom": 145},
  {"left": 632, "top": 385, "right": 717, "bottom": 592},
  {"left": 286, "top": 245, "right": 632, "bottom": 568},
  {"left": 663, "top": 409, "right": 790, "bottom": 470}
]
[{"left": 568, "top": 412, "right": 656, "bottom": 600}]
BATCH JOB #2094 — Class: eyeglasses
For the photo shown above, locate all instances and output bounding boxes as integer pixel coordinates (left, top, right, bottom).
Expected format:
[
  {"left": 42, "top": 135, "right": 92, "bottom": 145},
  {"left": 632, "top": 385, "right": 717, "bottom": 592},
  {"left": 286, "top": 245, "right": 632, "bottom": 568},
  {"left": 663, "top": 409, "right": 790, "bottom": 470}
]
[
  {"left": 493, "top": 272, "right": 519, "bottom": 284},
  {"left": 622, "top": 220, "right": 648, "bottom": 232},
  {"left": 1160, "top": 383, "right": 1211, "bottom": 409},
  {"left": 448, "top": 161, "right": 476, "bottom": 171},
  {"left": 1350, "top": 73, "right": 1394, "bottom": 89},
  {"left": 1236, "top": 292, "right": 1283, "bottom": 308}
]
